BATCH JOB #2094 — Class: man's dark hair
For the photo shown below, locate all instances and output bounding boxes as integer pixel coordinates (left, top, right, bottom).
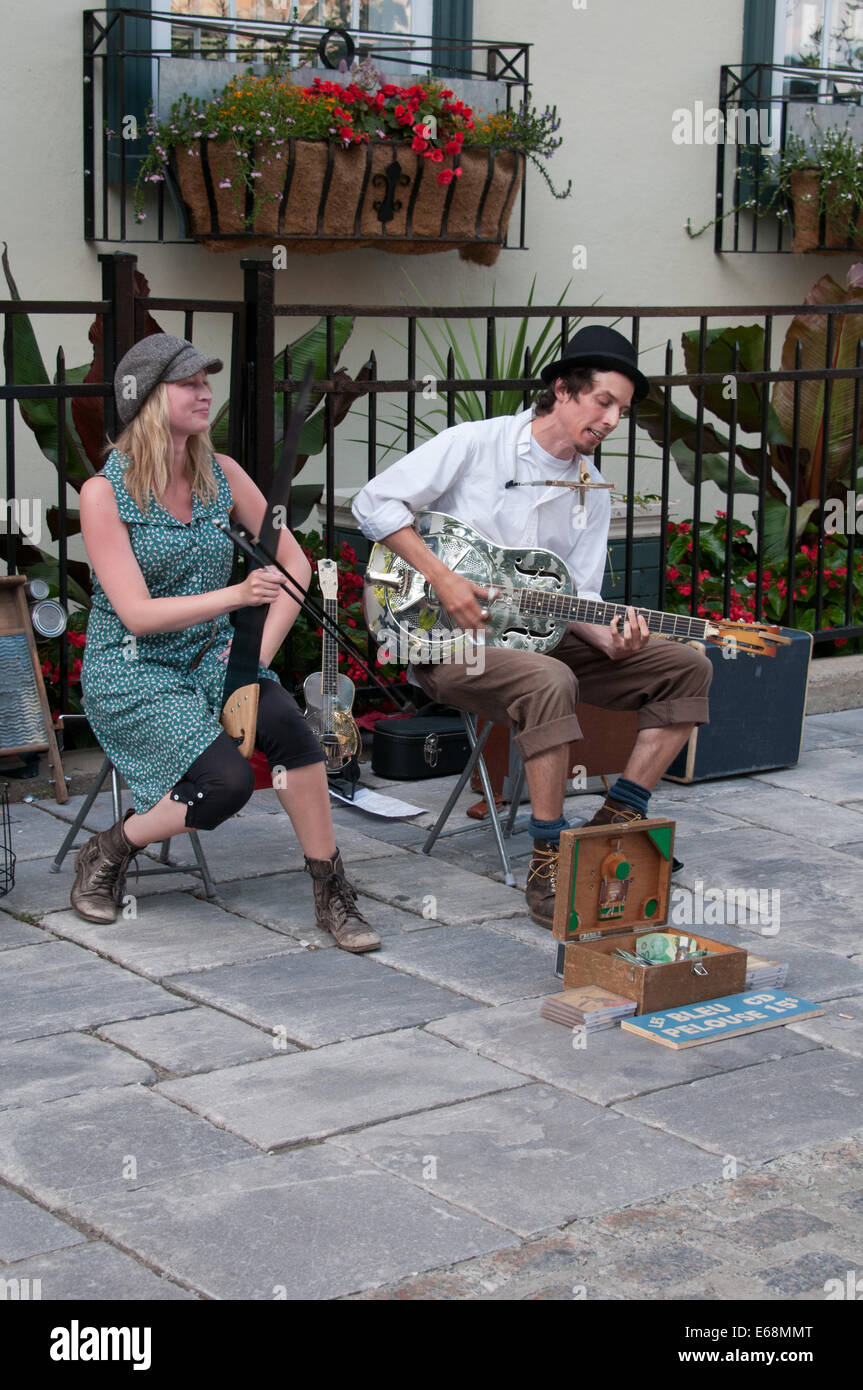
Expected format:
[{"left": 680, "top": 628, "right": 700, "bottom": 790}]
[{"left": 533, "top": 366, "right": 596, "bottom": 416}]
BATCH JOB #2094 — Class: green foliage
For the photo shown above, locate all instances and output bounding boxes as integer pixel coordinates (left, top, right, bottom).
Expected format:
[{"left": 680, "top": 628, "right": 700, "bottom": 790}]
[
  {"left": 376, "top": 278, "right": 589, "bottom": 451},
  {"left": 134, "top": 72, "right": 570, "bottom": 219},
  {"left": 638, "top": 269, "right": 863, "bottom": 560},
  {"left": 209, "top": 315, "right": 371, "bottom": 485},
  {"left": 665, "top": 512, "right": 863, "bottom": 652}
]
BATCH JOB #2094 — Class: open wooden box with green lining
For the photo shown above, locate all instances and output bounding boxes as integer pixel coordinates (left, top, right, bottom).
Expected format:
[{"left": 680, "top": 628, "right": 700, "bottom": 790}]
[{"left": 552, "top": 820, "right": 747, "bottom": 1014}]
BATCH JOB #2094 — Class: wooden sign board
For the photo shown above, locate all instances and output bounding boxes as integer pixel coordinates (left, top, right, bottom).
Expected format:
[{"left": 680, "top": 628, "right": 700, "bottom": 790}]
[
  {"left": 620, "top": 989, "right": 823, "bottom": 1048},
  {"left": 0, "top": 577, "right": 67, "bottom": 803}
]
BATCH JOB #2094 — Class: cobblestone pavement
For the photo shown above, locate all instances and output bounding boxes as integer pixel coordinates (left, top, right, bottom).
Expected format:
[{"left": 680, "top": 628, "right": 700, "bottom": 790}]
[{"left": 1, "top": 708, "right": 862, "bottom": 1303}]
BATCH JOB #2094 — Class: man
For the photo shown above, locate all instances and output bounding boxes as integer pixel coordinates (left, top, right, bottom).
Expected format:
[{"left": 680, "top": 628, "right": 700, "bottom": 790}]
[{"left": 352, "top": 326, "right": 712, "bottom": 928}]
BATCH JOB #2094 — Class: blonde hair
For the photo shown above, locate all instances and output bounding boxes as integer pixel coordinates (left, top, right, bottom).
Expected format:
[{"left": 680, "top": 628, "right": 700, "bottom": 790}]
[{"left": 108, "top": 382, "right": 218, "bottom": 512}]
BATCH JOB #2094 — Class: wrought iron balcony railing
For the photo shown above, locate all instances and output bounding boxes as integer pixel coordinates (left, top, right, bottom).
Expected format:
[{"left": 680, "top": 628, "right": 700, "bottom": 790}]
[
  {"left": 83, "top": 7, "right": 530, "bottom": 246},
  {"left": 709, "top": 62, "right": 863, "bottom": 253}
]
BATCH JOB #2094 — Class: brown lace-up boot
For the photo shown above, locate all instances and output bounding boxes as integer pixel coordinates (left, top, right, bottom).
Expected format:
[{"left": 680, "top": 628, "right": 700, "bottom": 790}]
[
  {"left": 586, "top": 796, "right": 645, "bottom": 827},
  {"left": 525, "top": 839, "right": 560, "bottom": 930},
  {"left": 304, "top": 850, "right": 380, "bottom": 953},
  {"left": 71, "top": 811, "right": 136, "bottom": 924}
]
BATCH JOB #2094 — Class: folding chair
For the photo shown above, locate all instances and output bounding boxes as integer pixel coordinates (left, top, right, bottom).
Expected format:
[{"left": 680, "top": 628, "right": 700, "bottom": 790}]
[
  {"left": 422, "top": 711, "right": 525, "bottom": 886},
  {"left": 51, "top": 754, "right": 217, "bottom": 899},
  {"left": 421, "top": 704, "right": 640, "bottom": 888}
]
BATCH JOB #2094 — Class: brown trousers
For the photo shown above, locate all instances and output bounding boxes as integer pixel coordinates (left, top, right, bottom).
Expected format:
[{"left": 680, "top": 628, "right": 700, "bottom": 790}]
[{"left": 414, "top": 628, "right": 713, "bottom": 763}]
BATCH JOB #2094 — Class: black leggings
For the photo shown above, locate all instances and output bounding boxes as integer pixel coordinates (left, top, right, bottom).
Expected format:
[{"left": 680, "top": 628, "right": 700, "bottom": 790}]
[{"left": 171, "top": 679, "right": 325, "bottom": 831}]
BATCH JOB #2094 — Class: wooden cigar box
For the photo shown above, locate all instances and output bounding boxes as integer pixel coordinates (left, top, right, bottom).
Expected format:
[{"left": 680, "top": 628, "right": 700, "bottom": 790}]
[{"left": 553, "top": 819, "right": 747, "bottom": 1015}]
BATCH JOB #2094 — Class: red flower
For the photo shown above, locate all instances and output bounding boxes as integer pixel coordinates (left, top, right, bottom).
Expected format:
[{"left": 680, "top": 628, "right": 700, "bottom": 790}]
[
  {"left": 412, "top": 134, "right": 429, "bottom": 152},
  {"left": 428, "top": 148, "right": 444, "bottom": 162}
]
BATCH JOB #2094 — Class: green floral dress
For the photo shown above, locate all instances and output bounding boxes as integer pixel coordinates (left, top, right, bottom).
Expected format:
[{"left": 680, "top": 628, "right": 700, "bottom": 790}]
[{"left": 81, "top": 450, "right": 277, "bottom": 812}]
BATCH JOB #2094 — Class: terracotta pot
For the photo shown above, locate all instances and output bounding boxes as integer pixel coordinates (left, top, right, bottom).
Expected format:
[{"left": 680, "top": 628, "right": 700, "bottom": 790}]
[
  {"left": 169, "top": 139, "right": 525, "bottom": 264},
  {"left": 790, "top": 168, "right": 863, "bottom": 253}
]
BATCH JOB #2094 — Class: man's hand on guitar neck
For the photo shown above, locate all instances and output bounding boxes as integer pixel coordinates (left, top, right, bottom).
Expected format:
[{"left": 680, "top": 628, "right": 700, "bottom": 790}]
[
  {"left": 381, "top": 525, "right": 493, "bottom": 630},
  {"left": 570, "top": 607, "right": 651, "bottom": 661}
]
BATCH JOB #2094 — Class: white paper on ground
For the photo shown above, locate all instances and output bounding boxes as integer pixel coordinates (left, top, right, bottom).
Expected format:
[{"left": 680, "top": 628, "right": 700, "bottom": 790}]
[{"left": 329, "top": 785, "right": 426, "bottom": 817}]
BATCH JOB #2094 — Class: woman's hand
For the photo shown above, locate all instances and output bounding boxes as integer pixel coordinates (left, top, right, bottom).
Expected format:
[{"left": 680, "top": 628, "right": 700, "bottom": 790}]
[{"left": 236, "top": 566, "right": 284, "bottom": 607}]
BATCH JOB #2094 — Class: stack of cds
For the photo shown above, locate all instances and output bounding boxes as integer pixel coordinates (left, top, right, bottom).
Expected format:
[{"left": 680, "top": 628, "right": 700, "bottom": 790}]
[
  {"left": 541, "top": 986, "right": 637, "bottom": 1032},
  {"left": 745, "top": 954, "right": 789, "bottom": 990}
]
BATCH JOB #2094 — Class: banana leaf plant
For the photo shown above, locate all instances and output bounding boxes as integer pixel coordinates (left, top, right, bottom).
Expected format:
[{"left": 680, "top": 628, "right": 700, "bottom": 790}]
[
  {"left": 374, "top": 276, "right": 603, "bottom": 457},
  {"left": 208, "top": 316, "right": 372, "bottom": 521},
  {"left": 636, "top": 267, "right": 863, "bottom": 564}
]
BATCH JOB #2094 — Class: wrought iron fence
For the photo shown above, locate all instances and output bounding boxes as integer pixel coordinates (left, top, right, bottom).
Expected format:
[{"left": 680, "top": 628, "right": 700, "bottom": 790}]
[
  {"left": 2, "top": 254, "right": 863, "bottom": 721},
  {"left": 712, "top": 62, "right": 863, "bottom": 253},
  {"left": 83, "top": 7, "right": 530, "bottom": 246}
]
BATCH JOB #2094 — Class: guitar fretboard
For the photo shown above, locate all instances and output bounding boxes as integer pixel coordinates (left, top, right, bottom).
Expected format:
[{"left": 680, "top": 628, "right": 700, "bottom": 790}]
[
  {"left": 516, "top": 588, "right": 710, "bottom": 640},
  {"left": 322, "top": 596, "right": 338, "bottom": 699}
]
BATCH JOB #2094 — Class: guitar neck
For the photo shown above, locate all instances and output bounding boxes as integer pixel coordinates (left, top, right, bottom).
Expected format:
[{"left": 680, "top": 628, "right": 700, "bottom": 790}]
[
  {"left": 321, "top": 597, "right": 338, "bottom": 696},
  {"left": 517, "top": 588, "right": 710, "bottom": 641}
]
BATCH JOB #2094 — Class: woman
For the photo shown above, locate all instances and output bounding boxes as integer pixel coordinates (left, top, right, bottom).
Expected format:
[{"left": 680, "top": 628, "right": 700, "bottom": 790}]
[{"left": 73, "top": 333, "right": 379, "bottom": 953}]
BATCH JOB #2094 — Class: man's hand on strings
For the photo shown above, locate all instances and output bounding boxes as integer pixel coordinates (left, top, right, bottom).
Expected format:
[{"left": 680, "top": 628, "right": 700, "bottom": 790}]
[
  {"left": 608, "top": 606, "right": 650, "bottom": 658},
  {"left": 435, "top": 571, "right": 499, "bottom": 629}
]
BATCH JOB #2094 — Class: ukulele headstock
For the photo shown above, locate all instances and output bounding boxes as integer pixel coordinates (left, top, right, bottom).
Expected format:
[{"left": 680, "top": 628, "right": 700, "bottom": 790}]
[{"left": 317, "top": 558, "right": 339, "bottom": 602}]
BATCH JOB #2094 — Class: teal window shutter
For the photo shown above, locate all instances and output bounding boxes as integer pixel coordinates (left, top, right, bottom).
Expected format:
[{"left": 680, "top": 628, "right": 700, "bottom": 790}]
[
  {"left": 738, "top": 0, "right": 778, "bottom": 208},
  {"left": 742, "top": 0, "right": 776, "bottom": 68},
  {"left": 107, "top": 1, "right": 153, "bottom": 182},
  {"left": 432, "top": 0, "right": 474, "bottom": 78}
]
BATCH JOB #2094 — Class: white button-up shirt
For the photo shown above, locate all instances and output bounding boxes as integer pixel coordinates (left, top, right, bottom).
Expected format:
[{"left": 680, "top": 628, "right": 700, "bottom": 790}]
[{"left": 351, "top": 409, "right": 610, "bottom": 600}]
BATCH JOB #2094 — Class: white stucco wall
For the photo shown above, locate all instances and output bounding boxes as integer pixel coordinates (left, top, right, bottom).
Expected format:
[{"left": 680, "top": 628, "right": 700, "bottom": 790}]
[{"left": 2, "top": 0, "right": 861, "bottom": 545}]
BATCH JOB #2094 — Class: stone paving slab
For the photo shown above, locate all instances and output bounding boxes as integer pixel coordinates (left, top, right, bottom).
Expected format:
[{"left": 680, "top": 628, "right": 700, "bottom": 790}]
[
  {"left": 802, "top": 722, "right": 863, "bottom": 752},
  {"left": 0, "top": 1185, "right": 88, "bottom": 1262},
  {"left": 615, "top": 1050, "right": 863, "bottom": 1163},
  {"left": 368, "top": 925, "right": 556, "bottom": 1006},
  {"left": 481, "top": 913, "right": 564, "bottom": 949},
  {"left": 789, "top": 994, "right": 863, "bottom": 1058},
  {"left": 42, "top": 893, "right": 303, "bottom": 982},
  {"left": 84, "top": 1145, "right": 516, "bottom": 1300},
  {"left": 1, "top": 1241, "right": 198, "bottom": 1300},
  {"left": 96, "top": 1006, "right": 285, "bottom": 1075},
  {"left": 426, "top": 998, "right": 819, "bottom": 1106},
  {"left": 329, "top": 806, "right": 430, "bottom": 848},
  {"left": 333, "top": 1082, "right": 721, "bottom": 1238},
  {"left": 215, "top": 872, "right": 438, "bottom": 946},
  {"left": 155, "top": 1027, "right": 526, "bottom": 1149},
  {"left": 0, "top": 941, "right": 191, "bottom": 1044},
  {"left": 191, "top": 815, "right": 410, "bottom": 884},
  {"left": 0, "top": 1032, "right": 155, "bottom": 1109},
  {"left": 346, "top": 852, "right": 525, "bottom": 924},
  {"left": 0, "top": 855, "right": 199, "bottom": 919},
  {"left": 0, "top": 1086, "right": 255, "bottom": 1209},
  {"left": 0, "top": 910, "right": 49, "bottom": 951},
  {"left": 7, "top": 808, "right": 84, "bottom": 861},
  {"left": 752, "top": 744, "right": 863, "bottom": 800},
  {"left": 683, "top": 781, "right": 863, "bottom": 848},
  {"left": 347, "top": 1133, "right": 863, "bottom": 1300},
  {"left": 805, "top": 708, "right": 863, "bottom": 737},
  {"left": 167, "top": 947, "right": 480, "bottom": 1046}
]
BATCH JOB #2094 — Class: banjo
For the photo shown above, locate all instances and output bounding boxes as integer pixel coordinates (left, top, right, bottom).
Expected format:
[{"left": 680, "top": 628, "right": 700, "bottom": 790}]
[{"left": 362, "top": 512, "right": 791, "bottom": 663}]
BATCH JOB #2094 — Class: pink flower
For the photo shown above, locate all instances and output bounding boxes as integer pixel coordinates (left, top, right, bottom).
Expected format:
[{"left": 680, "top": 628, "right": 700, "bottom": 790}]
[{"left": 218, "top": 179, "right": 231, "bottom": 188}]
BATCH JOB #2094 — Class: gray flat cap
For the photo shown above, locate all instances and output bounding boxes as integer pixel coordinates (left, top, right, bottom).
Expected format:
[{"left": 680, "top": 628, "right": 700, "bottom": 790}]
[{"left": 114, "top": 333, "right": 223, "bottom": 427}]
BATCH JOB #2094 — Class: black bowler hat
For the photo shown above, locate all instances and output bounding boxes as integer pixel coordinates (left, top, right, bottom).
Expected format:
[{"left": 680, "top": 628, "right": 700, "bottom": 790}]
[{"left": 540, "top": 325, "right": 649, "bottom": 402}]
